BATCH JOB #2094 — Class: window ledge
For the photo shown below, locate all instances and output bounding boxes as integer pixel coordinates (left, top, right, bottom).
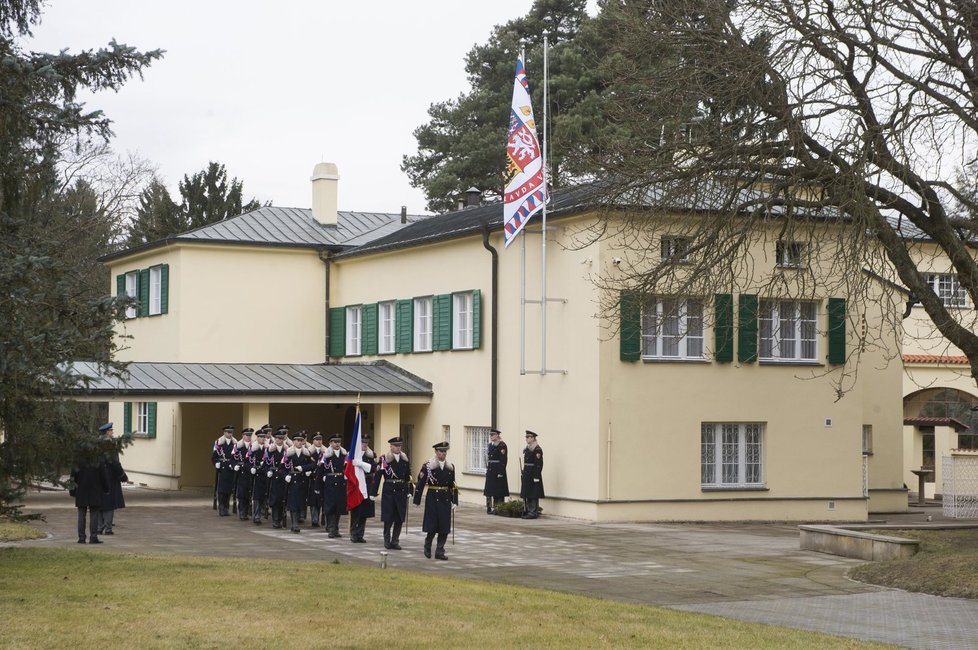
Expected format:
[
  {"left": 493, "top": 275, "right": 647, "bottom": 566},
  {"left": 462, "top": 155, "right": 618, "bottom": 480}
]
[
  {"left": 131, "top": 433, "right": 155, "bottom": 439},
  {"left": 463, "top": 469, "right": 487, "bottom": 477},
  {"left": 701, "top": 485, "right": 768, "bottom": 492},
  {"left": 642, "top": 358, "right": 710, "bottom": 364},
  {"left": 758, "top": 360, "right": 823, "bottom": 367}
]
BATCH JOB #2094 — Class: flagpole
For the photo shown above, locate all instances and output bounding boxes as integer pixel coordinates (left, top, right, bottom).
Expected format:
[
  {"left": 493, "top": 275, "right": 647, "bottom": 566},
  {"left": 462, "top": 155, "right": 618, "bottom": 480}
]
[
  {"left": 519, "top": 42, "right": 527, "bottom": 377},
  {"left": 540, "top": 33, "right": 549, "bottom": 376}
]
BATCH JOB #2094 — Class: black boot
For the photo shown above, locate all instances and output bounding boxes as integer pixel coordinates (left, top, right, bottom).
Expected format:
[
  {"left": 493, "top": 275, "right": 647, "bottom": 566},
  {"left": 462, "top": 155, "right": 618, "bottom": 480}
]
[
  {"left": 391, "top": 522, "right": 403, "bottom": 550},
  {"left": 486, "top": 497, "right": 493, "bottom": 514},
  {"left": 435, "top": 533, "right": 448, "bottom": 560},
  {"left": 271, "top": 505, "right": 282, "bottom": 529},
  {"left": 290, "top": 511, "right": 300, "bottom": 533},
  {"left": 424, "top": 534, "right": 433, "bottom": 559},
  {"left": 383, "top": 522, "right": 392, "bottom": 549}
]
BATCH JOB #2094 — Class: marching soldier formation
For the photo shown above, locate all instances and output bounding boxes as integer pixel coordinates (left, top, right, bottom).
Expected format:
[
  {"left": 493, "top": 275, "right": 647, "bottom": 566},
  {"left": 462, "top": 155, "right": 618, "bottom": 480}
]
[{"left": 208, "top": 425, "right": 546, "bottom": 558}]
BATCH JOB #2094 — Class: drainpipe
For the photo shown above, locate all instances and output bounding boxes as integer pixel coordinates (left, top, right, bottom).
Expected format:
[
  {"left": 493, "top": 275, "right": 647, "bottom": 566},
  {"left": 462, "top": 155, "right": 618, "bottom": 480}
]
[
  {"left": 481, "top": 223, "right": 498, "bottom": 428},
  {"left": 319, "top": 249, "right": 332, "bottom": 363}
]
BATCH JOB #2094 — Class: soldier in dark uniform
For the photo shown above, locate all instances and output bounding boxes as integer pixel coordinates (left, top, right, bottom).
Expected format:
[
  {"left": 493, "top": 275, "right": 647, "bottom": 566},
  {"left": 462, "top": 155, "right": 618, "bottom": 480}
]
[
  {"left": 70, "top": 453, "right": 109, "bottom": 544},
  {"left": 211, "top": 425, "right": 237, "bottom": 516},
  {"left": 483, "top": 428, "right": 509, "bottom": 514},
  {"left": 97, "top": 422, "right": 127, "bottom": 535},
  {"left": 285, "top": 431, "right": 312, "bottom": 533},
  {"left": 266, "top": 426, "right": 289, "bottom": 529},
  {"left": 317, "top": 434, "right": 347, "bottom": 538},
  {"left": 233, "top": 428, "right": 254, "bottom": 520},
  {"left": 413, "top": 441, "right": 457, "bottom": 560},
  {"left": 348, "top": 435, "right": 377, "bottom": 543},
  {"left": 248, "top": 427, "right": 269, "bottom": 525},
  {"left": 306, "top": 433, "right": 325, "bottom": 529},
  {"left": 379, "top": 436, "right": 410, "bottom": 550},
  {"left": 520, "top": 430, "right": 544, "bottom": 519}
]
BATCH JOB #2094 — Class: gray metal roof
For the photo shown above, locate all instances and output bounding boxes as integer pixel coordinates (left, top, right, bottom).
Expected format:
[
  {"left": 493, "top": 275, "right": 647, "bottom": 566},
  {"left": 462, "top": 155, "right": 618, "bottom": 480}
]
[
  {"left": 65, "top": 360, "right": 432, "bottom": 398},
  {"left": 100, "top": 207, "right": 427, "bottom": 262}
]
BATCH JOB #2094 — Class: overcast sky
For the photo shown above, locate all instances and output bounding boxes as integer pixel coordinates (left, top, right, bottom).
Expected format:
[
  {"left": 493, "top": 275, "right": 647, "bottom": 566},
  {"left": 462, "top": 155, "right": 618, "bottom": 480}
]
[{"left": 26, "top": 0, "right": 573, "bottom": 215}]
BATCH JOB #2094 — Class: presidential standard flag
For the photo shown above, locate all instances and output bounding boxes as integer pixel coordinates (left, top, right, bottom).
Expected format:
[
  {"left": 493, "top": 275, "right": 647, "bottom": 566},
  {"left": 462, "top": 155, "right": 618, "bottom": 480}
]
[
  {"left": 503, "top": 56, "right": 546, "bottom": 248},
  {"left": 344, "top": 405, "right": 366, "bottom": 510}
]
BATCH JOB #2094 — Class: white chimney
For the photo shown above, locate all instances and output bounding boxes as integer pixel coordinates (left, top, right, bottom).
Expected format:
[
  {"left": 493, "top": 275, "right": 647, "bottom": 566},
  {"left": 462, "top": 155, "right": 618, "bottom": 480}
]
[{"left": 311, "top": 162, "right": 339, "bottom": 225}]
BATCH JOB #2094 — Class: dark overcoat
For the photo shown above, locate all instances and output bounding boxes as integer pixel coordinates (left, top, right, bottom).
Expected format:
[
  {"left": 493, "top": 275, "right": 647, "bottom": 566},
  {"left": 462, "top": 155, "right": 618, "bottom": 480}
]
[
  {"left": 285, "top": 446, "right": 312, "bottom": 512},
  {"left": 317, "top": 448, "right": 348, "bottom": 516},
  {"left": 483, "top": 440, "right": 510, "bottom": 498},
  {"left": 520, "top": 444, "right": 545, "bottom": 499},
  {"left": 100, "top": 444, "right": 127, "bottom": 510},
  {"left": 265, "top": 445, "right": 288, "bottom": 505},
  {"left": 380, "top": 452, "right": 411, "bottom": 523},
  {"left": 248, "top": 442, "right": 269, "bottom": 500},
  {"left": 211, "top": 437, "right": 237, "bottom": 494},
  {"left": 413, "top": 459, "right": 457, "bottom": 534},
  {"left": 71, "top": 462, "right": 109, "bottom": 509}
]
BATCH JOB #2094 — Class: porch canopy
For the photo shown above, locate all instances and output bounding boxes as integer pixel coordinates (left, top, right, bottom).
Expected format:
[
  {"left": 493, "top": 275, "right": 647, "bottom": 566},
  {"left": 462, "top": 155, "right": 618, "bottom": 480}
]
[{"left": 64, "top": 360, "right": 432, "bottom": 404}]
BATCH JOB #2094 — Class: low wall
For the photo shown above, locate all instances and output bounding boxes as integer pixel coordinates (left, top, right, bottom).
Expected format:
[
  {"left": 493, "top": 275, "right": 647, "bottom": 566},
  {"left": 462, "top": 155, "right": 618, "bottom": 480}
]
[{"left": 799, "top": 525, "right": 918, "bottom": 561}]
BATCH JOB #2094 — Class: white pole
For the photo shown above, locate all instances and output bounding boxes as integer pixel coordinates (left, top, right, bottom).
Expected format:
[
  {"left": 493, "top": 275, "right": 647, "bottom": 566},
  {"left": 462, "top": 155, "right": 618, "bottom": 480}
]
[
  {"left": 519, "top": 43, "right": 527, "bottom": 376},
  {"left": 541, "top": 33, "right": 549, "bottom": 376}
]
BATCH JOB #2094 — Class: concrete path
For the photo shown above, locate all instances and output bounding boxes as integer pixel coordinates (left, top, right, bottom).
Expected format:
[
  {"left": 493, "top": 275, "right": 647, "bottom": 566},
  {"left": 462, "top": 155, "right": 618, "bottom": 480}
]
[{"left": 13, "top": 488, "right": 978, "bottom": 649}]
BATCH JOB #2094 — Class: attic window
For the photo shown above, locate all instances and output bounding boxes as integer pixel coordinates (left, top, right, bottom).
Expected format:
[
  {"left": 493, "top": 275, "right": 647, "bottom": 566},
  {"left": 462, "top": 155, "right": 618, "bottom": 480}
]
[
  {"left": 661, "top": 236, "right": 690, "bottom": 263},
  {"left": 776, "top": 241, "right": 805, "bottom": 268}
]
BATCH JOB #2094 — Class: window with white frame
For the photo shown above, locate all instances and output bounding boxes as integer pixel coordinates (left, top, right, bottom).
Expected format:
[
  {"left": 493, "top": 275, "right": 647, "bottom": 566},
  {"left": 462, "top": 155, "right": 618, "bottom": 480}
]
[
  {"left": 661, "top": 236, "right": 690, "bottom": 262},
  {"left": 759, "top": 300, "right": 817, "bottom": 361},
  {"left": 466, "top": 426, "right": 490, "bottom": 473},
  {"left": 378, "top": 301, "right": 396, "bottom": 354},
  {"left": 776, "top": 241, "right": 806, "bottom": 268},
  {"left": 641, "top": 298, "right": 704, "bottom": 360},
  {"left": 149, "top": 266, "right": 162, "bottom": 315},
  {"left": 124, "top": 271, "right": 139, "bottom": 319},
  {"left": 453, "top": 292, "right": 473, "bottom": 349},
  {"left": 414, "top": 297, "right": 432, "bottom": 352},
  {"left": 924, "top": 273, "right": 967, "bottom": 308},
  {"left": 442, "top": 424, "right": 451, "bottom": 445},
  {"left": 135, "top": 402, "right": 150, "bottom": 434},
  {"left": 345, "top": 305, "right": 362, "bottom": 355},
  {"left": 701, "top": 422, "right": 763, "bottom": 488}
]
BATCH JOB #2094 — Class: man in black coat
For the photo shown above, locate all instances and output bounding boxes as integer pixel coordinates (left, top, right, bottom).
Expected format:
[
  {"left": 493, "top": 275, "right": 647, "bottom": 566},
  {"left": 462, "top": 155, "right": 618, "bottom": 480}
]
[
  {"left": 520, "top": 430, "right": 544, "bottom": 519},
  {"left": 211, "top": 425, "right": 237, "bottom": 516},
  {"left": 248, "top": 427, "right": 270, "bottom": 525},
  {"left": 266, "top": 426, "right": 289, "bottom": 529},
  {"left": 306, "top": 433, "right": 325, "bottom": 529},
  {"left": 316, "top": 434, "right": 348, "bottom": 538},
  {"left": 285, "top": 431, "right": 312, "bottom": 533},
  {"left": 483, "top": 428, "right": 509, "bottom": 514},
  {"left": 96, "top": 422, "right": 127, "bottom": 535},
  {"left": 232, "top": 428, "right": 254, "bottom": 520},
  {"left": 348, "top": 436, "right": 377, "bottom": 543},
  {"left": 71, "top": 456, "right": 109, "bottom": 544},
  {"left": 413, "top": 441, "right": 457, "bottom": 560},
  {"left": 379, "top": 436, "right": 411, "bottom": 550}
]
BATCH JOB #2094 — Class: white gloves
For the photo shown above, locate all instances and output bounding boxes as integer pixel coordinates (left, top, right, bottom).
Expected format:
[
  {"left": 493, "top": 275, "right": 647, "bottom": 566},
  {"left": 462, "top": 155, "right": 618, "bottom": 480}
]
[
  {"left": 285, "top": 474, "right": 292, "bottom": 483},
  {"left": 266, "top": 470, "right": 273, "bottom": 478},
  {"left": 250, "top": 467, "right": 256, "bottom": 475},
  {"left": 534, "top": 478, "right": 540, "bottom": 483},
  {"left": 215, "top": 462, "right": 221, "bottom": 469},
  {"left": 356, "top": 460, "right": 371, "bottom": 472},
  {"left": 452, "top": 503, "right": 458, "bottom": 510},
  {"left": 294, "top": 465, "right": 303, "bottom": 473},
  {"left": 234, "top": 465, "right": 240, "bottom": 472},
  {"left": 305, "top": 471, "right": 312, "bottom": 477}
]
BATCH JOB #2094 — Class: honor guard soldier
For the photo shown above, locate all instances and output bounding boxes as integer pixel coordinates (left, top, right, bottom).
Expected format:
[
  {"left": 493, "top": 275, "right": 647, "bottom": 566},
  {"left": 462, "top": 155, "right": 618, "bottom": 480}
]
[
  {"left": 520, "top": 430, "right": 544, "bottom": 519},
  {"left": 285, "top": 431, "right": 312, "bottom": 533},
  {"left": 348, "top": 436, "right": 377, "bottom": 543},
  {"left": 483, "top": 428, "right": 509, "bottom": 514},
  {"left": 233, "top": 428, "right": 254, "bottom": 520},
  {"left": 248, "top": 427, "right": 270, "bottom": 525},
  {"left": 379, "top": 436, "right": 410, "bottom": 550},
  {"left": 307, "top": 434, "right": 325, "bottom": 528},
  {"left": 317, "top": 434, "right": 348, "bottom": 538},
  {"left": 413, "top": 441, "right": 457, "bottom": 560},
  {"left": 97, "top": 422, "right": 127, "bottom": 535},
  {"left": 266, "top": 426, "right": 289, "bottom": 529},
  {"left": 211, "top": 425, "right": 237, "bottom": 516}
]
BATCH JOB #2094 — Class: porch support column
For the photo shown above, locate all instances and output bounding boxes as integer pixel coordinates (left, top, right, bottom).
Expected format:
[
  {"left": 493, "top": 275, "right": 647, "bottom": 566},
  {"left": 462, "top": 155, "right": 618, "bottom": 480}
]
[
  {"left": 244, "top": 402, "right": 270, "bottom": 432},
  {"left": 373, "top": 403, "right": 401, "bottom": 445}
]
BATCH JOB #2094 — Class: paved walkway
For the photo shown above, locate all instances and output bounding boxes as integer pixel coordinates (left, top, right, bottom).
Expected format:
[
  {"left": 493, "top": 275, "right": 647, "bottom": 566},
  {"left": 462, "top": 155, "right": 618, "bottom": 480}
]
[{"left": 13, "top": 487, "right": 978, "bottom": 649}]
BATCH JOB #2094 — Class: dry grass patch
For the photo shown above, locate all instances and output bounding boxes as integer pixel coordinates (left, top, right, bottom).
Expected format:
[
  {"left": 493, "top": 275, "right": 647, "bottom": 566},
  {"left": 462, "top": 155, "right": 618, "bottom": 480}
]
[
  {"left": 0, "top": 522, "right": 45, "bottom": 542},
  {"left": 0, "top": 548, "right": 895, "bottom": 649},
  {"left": 850, "top": 529, "right": 978, "bottom": 599}
]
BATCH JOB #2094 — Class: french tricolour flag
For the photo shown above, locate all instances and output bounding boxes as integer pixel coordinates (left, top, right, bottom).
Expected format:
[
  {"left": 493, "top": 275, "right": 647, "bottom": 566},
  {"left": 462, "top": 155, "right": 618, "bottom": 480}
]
[{"left": 344, "top": 406, "right": 366, "bottom": 510}]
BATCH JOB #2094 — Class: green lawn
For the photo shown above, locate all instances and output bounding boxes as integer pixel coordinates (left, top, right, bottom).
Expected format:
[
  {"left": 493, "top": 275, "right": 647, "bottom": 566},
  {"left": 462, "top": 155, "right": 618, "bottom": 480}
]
[
  {"left": 850, "top": 529, "right": 978, "bottom": 599},
  {"left": 0, "top": 548, "right": 894, "bottom": 649},
  {"left": 0, "top": 522, "right": 45, "bottom": 542}
]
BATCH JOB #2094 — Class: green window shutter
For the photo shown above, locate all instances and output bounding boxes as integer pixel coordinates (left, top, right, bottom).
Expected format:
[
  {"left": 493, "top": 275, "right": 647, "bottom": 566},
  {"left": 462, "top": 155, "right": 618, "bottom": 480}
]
[
  {"left": 433, "top": 294, "right": 452, "bottom": 351},
  {"left": 827, "top": 297, "right": 846, "bottom": 365},
  {"left": 123, "top": 402, "right": 132, "bottom": 434},
  {"left": 714, "top": 294, "right": 734, "bottom": 363},
  {"left": 138, "top": 269, "right": 150, "bottom": 317},
  {"left": 160, "top": 264, "right": 169, "bottom": 314},
  {"left": 329, "top": 307, "right": 346, "bottom": 357},
  {"left": 620, "top": 290, "right": 641, "bottom": 362},
  {"left": 116, "top": 274, "right": 125, "bottom": 297},
  {"left": 738, "top": 294, "right": 758, "bottom": 363},
  {"left": 362, "top": 303, "right": 378, "bottom": 356},
  {"left": 147, "top": 402, "right": 157, "bottom": 438},
  {"left": 472, "top": 290, "right": 482, "bottom": 349},
  {"left": 396, "top": 299, "right": 413, "bottom": 353}
]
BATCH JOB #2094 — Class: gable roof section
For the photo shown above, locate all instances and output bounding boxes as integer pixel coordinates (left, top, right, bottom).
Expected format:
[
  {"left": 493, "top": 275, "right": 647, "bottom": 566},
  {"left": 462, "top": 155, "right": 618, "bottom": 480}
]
[
  {"left": 101, "top": 206, "right": 425, "bottom": 263},
  {"left": 65, "top": 360, "right": 432, "bottom": 398}
]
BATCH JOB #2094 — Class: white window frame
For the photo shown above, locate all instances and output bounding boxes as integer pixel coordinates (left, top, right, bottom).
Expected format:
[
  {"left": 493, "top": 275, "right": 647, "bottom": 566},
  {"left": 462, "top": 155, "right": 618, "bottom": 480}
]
[
  {"left": 759, "top": 300, "right": 818, "bottom": 362},
  {"left": 124, "top": 271, "right": 139, "bottom": 319},
  {"left": 414, "top": 297, "right": 432, "bottom": 352},
  {"left": 661, "top": 236, "right": 690, "bottom": 262},
  {"left": 641, "top": 297, "right": 704, "bottom": 360},
  {"left": 862, "top": 424, "right": 873, "bottom": 455},
  {"left": 776, "top": 241, "right": 805, "bottom": 268},
  {"left": 135, "top": 401, "right": 149, "bottom": 435},
  {"left": 149, "top": 266, "right": 162, "bottom": 315},
  {"left": 701, "top": 422, "right": 764, "bottom": 488},
  {"left": 345, "top": 305, "right": 362, "bottom": 356},
  {"left": 465, "top": 425, "right": 490, "bottom": 474},
  {"left": 378, "top": 301, "right": 396, "bottom": 354},
  {"left": 453, "top": 292, "right": 473, "bottom": 349},
  {"left": 924, "top": 273, "right": 967, "bottom": 308}
]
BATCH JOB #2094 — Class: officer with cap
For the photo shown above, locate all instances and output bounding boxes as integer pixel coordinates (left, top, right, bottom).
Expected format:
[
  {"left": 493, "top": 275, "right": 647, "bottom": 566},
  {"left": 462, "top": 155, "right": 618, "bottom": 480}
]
[
  {"left": 233, "top": 428, "right": 254, "bottom": 520},
  {"left": 266, "top": 426, "right": 289, "bottom": 528},
  {"left": 317, "top": 434, "right": 348, "bottom": 538},
  {"left": 211, "top": 425, "right": 237, "bottom": 516},
  {"left": 348, "top": 435, "right": 377, "bottom": 543},
  {"left": 97, "top": 422, "right": 127, "bottom": 535},
  {"left": 413, "top": 441, "right": 457, "bottom": 560},
  {"left": 483, "top": 428, "right": 509, "bottom": 514},
  {"left": 248, "top": 427, "right": 270, "bottom": 525},
  {"left": 379, "top": 436, "right": 411, "bottom": 549},
  {"left": 307, "top": 433, "right": 325, "bottom": 529},
  {"left": 285, "top": 430, "right": 311, "bottom": 533},
  {"left": 520, "top": 430, "right": 545, "bottom": 519}
]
